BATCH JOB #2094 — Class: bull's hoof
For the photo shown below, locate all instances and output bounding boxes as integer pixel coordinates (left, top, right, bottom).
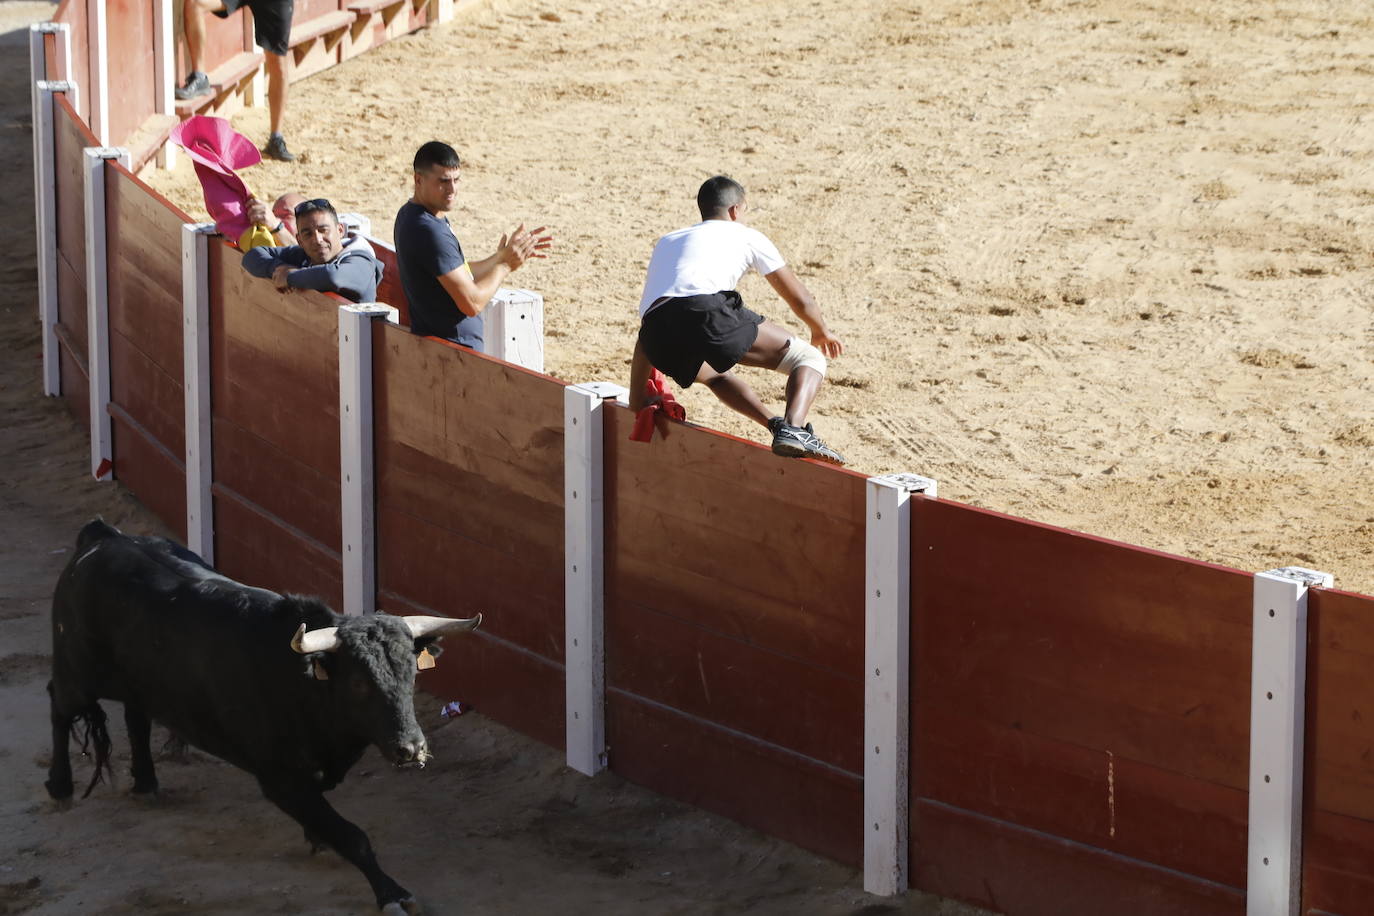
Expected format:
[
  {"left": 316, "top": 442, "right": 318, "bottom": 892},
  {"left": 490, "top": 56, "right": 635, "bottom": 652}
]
[
  {"left": 380, "top": 896, "right": 421, "bottom": 915},
  {"left": 45, "top": 776, "right": 74, "bottom": 801},
  {"left": 131, "top": 778, "right": 159, "bottom": 795}
]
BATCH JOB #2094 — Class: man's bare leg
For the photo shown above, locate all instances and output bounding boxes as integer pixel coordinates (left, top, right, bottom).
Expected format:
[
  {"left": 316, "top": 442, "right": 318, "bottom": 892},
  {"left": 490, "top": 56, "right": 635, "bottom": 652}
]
[
  {"left": 696, "top": 366, "right": 773, "bottom": 427},
  {"left": 737, "top": 320, "right": 822, "bottom": 426},
  {"left": 264, "top": 51, "right": 288, "bottom": 136},
  {"left": 183, "top": 0, "right": 207, "bottom": 72}
]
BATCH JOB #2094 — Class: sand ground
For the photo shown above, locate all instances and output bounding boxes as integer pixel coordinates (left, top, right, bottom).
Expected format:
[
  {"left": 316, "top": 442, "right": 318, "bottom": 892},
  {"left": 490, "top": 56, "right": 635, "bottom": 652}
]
[{"left": 3, "top": 0, "right": 1372, "bottom": 912}]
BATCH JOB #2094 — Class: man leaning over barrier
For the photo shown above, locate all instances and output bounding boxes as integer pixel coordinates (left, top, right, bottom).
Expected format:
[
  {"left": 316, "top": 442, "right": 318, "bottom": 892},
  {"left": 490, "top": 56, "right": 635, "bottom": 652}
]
[
  {"left": 241, "top": 198, "right": 383, "bottom": 304},
  {"left": 629, "top": 175, "right": 846, "bottom": 465},
  {"left": 394, "top": 141, "right": 552, "bottom": 349},
  {"left": 176, "top": 0, "right": 297, "bottom": 161}
]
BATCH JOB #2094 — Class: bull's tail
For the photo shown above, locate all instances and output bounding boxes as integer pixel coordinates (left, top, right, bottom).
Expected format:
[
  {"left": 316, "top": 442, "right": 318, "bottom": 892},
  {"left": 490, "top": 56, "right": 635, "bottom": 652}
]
[{"left": 71, "top": 704, "right": 113, "bottom": 799}]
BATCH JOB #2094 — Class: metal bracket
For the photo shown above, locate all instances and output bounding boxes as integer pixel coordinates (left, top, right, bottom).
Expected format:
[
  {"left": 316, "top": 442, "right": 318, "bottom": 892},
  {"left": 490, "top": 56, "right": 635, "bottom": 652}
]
[
  {"left": 1265, "top": 567, "right": 1334, "bottom": 589},
  {"left": 871, "top": 472, "right": 938, "bottom": 500},
  {"left": 571, "top": 381, "right": 629, "bottom": 405}
]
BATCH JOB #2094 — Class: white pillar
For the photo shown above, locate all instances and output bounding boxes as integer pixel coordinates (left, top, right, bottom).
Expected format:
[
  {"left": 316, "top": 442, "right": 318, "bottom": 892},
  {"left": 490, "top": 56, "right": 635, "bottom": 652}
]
[
  {"left": 481, "top": 288, "right": 544, "bottom": 373},
  {"left": 90, "top": 0, "right": 110, "bottom": 146},
  {"left": 339, "top": 304, "right": 396, "bottom": 616},
  {"left": 863, "top": 472, "right": 937, "bottom": 896},
  {"left": 564, "top": 380, "right": 627, "bottom": 776},
  {"left": 429, "top": 0, "right": 454, "bottom": 24},
  {"left": 32, "top": 80, "right": 70, "bottom": 397},
  {"left": 83, "top": 146, "right": 131, "bottom": 481},
  {"left": 153, "top": 0, "right": 177, "bottom": 168},
  {"left": 1247, "top": 565, "right": 1332, "bottom": 916},
  {"left": 182, "top": 222, "right": 216, "bottom": 562}
]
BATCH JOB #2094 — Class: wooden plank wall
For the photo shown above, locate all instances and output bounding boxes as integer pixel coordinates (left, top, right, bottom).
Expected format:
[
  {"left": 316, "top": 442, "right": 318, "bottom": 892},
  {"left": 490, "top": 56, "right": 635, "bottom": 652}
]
[
  {"left": 54, "top": 96, "right": 97, "bottom": 428},
  {"left": 105, "top": 164, "right": 189, "bottom": 540},
  {"left": 908, "top": 498, "right": 1252, "bottom": 915},
  {"left": 372, "top": 324, "right": 566, "bottom": 748},
  {"left": 370, "top": 241, "right": 411, "bottom": 326},
  {"left": 208, "top": 241, "right": 344, "bottom": 607},
  {"left": 103, "top": 0, "right": 156, "bottom": 148},
  {"left": 52, "top": 0, "right": 91, "bottom": 121},
  {"left": 1304, "top": 587, "right": 1374, "bottom": 915},
  {"left": 603, "top": 408, "right": 869, "bottom": 867}
]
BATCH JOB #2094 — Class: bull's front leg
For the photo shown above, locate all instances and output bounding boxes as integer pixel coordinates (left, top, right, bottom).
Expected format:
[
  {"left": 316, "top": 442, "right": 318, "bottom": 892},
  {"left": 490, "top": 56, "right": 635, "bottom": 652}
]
[{"left": 257, "top": 777, "right": 418, "bottom": 914}]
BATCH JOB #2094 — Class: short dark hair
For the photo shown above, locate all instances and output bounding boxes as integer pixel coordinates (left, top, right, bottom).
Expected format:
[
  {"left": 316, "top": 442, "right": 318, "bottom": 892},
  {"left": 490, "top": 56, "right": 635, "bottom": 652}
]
[
  {"left": 414, "top": 141, "right": 460, "bottom": 172},
  {"left": 293, "top": 197, "right": 338, "bottom": 223},
  {"left": 697, "top": 175, "right": 745, "bottom": 219}
]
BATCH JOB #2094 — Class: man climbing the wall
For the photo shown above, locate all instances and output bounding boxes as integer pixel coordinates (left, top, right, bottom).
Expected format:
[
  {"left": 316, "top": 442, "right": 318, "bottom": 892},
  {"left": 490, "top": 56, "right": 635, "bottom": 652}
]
[{"left": 629, "top": 175, "right": 846, "bottom": 464}]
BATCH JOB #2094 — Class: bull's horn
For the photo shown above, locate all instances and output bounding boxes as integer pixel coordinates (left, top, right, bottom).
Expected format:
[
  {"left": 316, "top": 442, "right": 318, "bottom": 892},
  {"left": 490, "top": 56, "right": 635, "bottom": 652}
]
[
  {"left": 404, "top": 613, "right": 483, "bottom": 639},
  {"left": 290, "top": 623, "right": 341, "bottom": 654}
]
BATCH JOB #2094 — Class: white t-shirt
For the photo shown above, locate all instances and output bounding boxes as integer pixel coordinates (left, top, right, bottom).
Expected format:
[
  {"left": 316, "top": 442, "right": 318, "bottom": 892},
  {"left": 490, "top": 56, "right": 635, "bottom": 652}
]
[{"left": 638, "top": 220, "right": 786, "bottom": 316}]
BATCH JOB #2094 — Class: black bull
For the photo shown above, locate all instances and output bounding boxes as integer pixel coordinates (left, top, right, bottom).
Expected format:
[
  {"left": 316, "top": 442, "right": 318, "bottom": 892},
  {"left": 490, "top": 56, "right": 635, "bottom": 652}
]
[{"left": 46, "top": 520, "right": 481, "bottom": 914}]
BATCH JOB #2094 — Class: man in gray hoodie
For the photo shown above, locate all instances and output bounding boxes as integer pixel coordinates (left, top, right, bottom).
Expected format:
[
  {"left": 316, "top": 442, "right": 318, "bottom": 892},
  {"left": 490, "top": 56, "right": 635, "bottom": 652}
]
[{"left": 241, "top": 198, "right": 383, "bottom": 304}]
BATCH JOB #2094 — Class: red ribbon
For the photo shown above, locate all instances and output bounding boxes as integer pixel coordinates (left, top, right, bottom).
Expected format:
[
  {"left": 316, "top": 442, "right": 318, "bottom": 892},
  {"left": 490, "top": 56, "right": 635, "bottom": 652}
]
[{"left": 629, "top": 370, "right": 685, "bottom": 442}]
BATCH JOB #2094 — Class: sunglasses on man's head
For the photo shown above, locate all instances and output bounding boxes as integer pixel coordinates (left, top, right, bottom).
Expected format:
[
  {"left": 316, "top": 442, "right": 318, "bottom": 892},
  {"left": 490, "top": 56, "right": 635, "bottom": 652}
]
[{"left": 294, "top": 198, "right": 333, "bottom": 217}]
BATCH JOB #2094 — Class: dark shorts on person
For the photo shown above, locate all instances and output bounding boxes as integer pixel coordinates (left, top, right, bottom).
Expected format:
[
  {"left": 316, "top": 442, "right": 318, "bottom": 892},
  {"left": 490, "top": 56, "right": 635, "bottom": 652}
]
[
  {"left": 216, "top": 0, "right": 293, "bottom": 56},
  {"left": 638, "top": 291, "right": 765, "bottom": 388}
]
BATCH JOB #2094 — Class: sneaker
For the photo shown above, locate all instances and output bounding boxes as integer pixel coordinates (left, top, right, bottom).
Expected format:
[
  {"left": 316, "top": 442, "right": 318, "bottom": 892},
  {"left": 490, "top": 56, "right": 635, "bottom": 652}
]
[
  {"left": 174, "top": 71, "right": 211, "bottom": 101},
  {"left": 770, "top": 419, "right": 845, "bottom": 465},
  {"left": 264, "top": 132, "right": 296, "bottom": 162}
]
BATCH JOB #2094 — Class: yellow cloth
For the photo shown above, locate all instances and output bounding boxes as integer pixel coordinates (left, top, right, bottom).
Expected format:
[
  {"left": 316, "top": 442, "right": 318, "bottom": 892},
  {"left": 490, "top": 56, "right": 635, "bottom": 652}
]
[{"left": 238, "top": 223, "right": 277, "bottom": 251}]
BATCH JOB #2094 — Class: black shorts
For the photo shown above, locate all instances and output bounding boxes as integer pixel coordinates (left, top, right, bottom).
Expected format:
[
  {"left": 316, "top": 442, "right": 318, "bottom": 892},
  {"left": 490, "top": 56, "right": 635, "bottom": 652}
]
[
  {"left": 217, "top": 0, "right": 293, "bottom": 57},
  {"left": 638, "top": 291, "right": 764, "bottom": 388}
]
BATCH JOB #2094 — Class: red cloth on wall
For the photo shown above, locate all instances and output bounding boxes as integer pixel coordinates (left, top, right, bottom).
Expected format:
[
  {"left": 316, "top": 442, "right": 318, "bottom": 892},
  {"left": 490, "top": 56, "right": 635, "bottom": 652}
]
[{"left": 629, "top": 370, "right": 685, "bottom": 442}]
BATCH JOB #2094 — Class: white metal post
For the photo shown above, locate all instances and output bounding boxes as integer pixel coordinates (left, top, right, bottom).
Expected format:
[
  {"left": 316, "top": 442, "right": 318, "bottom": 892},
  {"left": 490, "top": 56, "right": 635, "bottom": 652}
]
[
  {"left": 153, "top": 0, "right": 177, "bottom": 168},
  {"left": 90, "top": 0, "right": 109, "bottom": 145},
  {"left": 182, "top": 222, "right": 216, "bottom": 562},
  {"left": 564, "top": 380, "right": 627, "bottom": 776},
  {"left": 83, "top": 146, "right": 131, "bottom": 481},
  {"left": 864, "top": 472, "right": 937, "bottom": 896},
  {"left": 1247, "top": 565, "right": 1332, "bottom": 916},
  {"left": 339, "top": 304, "right": 394, "bottom": 616},
  {"left": 33, "top": 80, "right": 70, "bottom": 397},
  {"left": 482, "top": 288, "right": 545, "bottom": 373}
]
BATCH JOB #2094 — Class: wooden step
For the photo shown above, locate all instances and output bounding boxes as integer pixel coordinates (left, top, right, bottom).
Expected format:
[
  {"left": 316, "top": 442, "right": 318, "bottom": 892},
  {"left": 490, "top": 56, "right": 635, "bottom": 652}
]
[{"left": 288, "top": 9, "right": 357, "bottom": 47}]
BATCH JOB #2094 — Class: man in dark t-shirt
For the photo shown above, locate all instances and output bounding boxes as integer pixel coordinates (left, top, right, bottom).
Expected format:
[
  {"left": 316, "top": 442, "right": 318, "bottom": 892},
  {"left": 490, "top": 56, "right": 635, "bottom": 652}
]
[{"left": 394, "top": 141, "right": 552, "bottom": 349}]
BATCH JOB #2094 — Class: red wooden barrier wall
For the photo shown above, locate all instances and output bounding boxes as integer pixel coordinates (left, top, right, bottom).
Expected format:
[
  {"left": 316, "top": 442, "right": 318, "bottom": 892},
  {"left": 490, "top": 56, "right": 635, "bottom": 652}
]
[
  {"left": 54, "top": 96, "right": 96, "bottom": 428},
  {"left": 1304, "top": 587, "right": 1374, "bottom": 914},
  {"left": 103, "top": 0, "right": 157, "bottom": 148},
  {"left": 105, "top": 164, "right": 190, "bottom": 539},
  {"left": 909, "top": 498, "right": 1251, "bottom": 914},
  {"left": 602, "top": 406, "right": 870, "bottom": 866},
  {"left": 52, "top": 0, "right": 91, "bottom": 121},
  {"left": 208, "top": 242, "right": 344, "bottom": 607},
  {"left": 371, "top": 324, "right": 567, "bottom": 747},
  {"left": 370, "top": 242, "right": 411, "bottom": 325}
]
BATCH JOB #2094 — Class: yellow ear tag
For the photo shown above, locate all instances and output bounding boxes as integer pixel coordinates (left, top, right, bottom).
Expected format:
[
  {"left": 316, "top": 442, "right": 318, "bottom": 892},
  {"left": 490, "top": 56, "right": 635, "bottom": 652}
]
[
  {"left": 417, "top": 647, "right": 436, "bottom": 671},
  {"left": 312, "top": 659, "right": 329, "bottom": 681}
]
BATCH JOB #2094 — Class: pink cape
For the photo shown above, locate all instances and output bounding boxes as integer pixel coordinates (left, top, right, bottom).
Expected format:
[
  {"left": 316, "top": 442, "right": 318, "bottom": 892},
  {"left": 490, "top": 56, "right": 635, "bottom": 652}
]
[{"left": 169, "top": 116, "right": 262, "bottom": 241}]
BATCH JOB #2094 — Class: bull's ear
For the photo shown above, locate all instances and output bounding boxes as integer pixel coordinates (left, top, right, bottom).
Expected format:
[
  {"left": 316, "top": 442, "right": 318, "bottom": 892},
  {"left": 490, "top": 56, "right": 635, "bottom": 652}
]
[{"left": 311, "top": 658, "right": 330, "bottom": 681}]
